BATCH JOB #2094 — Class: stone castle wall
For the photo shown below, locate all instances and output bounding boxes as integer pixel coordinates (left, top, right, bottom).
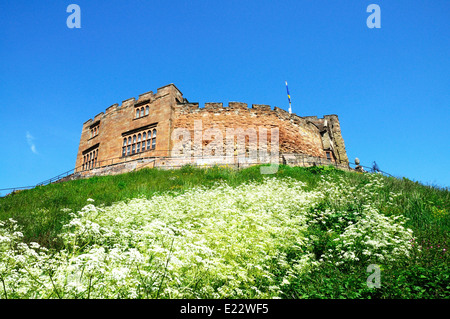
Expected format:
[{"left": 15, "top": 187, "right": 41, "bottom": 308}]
[
  {"left": 173, "top": 102, "right": 334, "bottom": 159},
  {"left": 75, "top": 84, "right": 181, "bottom": 171},
  {"left": 75, "top": 83, "right": 349, "bottom": 175}
]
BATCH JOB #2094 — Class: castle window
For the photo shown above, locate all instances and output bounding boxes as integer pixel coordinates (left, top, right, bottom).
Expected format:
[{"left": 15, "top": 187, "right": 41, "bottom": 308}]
[
  {"left": 137, "top": 134, "right": 142, "bottom": 153},
  {"left": 89, "top": 123, "right": 100, "bottom": 139},
  {"left": 325, "top": 151, "right": 334, "bottom": 161},
  {"left": 152, "top": 129, "right": 157, "bottom": 149},
  {"left": 121, "top": 124, "right": 157, "bottom": 157},
  {"left": 140, "top": 107, "right": 144, "bottom": 117},
  {"left": 82, "top": 147, "right": 98, "bottom": 171},
  {"left": 136, "top": 109, "right": 140, "bottom": 118},
  {"left": 145, "top": 106, "right": 149, "bottom": 116},
  {"left": 147, "top": 131, "right": 151, "bottom": 150}
]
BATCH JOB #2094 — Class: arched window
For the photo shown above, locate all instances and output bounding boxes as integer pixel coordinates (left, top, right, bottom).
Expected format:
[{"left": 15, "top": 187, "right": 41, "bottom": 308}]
[
  {"left": 147, "top": 131, "right": 151, "bottom": 150},
  {"left": 136, "top": 109, "right": 140, "bottom": 118},
  {"left": 133, "top": 135, "right": 136, "bottom": 143},
  {"left": 145, "top": 106, "right": 149, "bottom": 116},
  {"left": 152, "top": 129, "right": 157, "bottom": 149},
  {"left": 137, "top": 134, "right": 141, "bottom": 152},
  {"left": 128, "top": 137, "right": 132, "bottom": 145},
  {"left": 140, "top": 107, "right": 144, "bottom": 117},
  {"left": 123, "top": 138, "right": 127, "bottom": 146}
]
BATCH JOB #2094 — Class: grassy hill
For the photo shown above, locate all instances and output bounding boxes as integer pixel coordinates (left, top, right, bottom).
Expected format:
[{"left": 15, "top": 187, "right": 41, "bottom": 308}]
[{"left": 0, "top": 165, "right": 448, "bottom": 299}]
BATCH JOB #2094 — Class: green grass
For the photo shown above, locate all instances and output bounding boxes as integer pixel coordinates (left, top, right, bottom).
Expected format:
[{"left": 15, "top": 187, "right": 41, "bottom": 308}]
[
  {"left": 0, "top": 165, "right": 325, "bottom": 248},
  {"left": 0, "top": 164, "right": 448, "bottom": 298}
]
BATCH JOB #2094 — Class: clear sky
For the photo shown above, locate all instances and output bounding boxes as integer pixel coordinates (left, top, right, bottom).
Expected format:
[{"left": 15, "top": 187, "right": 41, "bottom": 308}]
[{"left": 0, "top": 0, "right": 449, "bottom": 194}]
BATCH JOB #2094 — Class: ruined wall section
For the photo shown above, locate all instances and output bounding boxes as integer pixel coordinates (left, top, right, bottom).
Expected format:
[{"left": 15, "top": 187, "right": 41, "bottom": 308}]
[
  {"left": 171, "top": 101, "right": 331, "bottom": 160},
  {"left": 75, "top": 84, "right": 183, "bottom": 171},
  {"left": 303, "top": 115, "right": 349, "bottom": 164},
  {"left": 324, "top": 115, "right": 349, "bottom": 164}
]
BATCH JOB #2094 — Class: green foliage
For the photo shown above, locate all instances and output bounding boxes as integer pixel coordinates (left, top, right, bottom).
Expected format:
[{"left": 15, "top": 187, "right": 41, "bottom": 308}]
[{"left": 0, "top": 164, "right": 449, "bottom": 299}]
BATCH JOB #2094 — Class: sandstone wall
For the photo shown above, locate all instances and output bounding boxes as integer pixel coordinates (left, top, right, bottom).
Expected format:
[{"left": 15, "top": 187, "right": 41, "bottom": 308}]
[
  {"left": 75, "top": 84, "right": 183, "bottom": 171},
  {"left": 75, "top": 83, "right": 349, "bottom": 175},
  {"left": 171, "top": 102, "right": 330, "bottom": 160}
]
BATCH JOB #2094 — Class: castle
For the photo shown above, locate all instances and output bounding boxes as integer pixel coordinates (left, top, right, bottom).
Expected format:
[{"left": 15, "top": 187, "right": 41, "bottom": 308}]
[{"left": 74, "top": 83, "right": 349, "bottom": 177}]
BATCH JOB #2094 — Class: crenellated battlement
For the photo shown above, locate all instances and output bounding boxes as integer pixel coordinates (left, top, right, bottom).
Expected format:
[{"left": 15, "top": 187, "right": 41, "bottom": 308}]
[
  {"left": 174, "top": 99, "right": 335, "bottom": 126},
  {"left": 170, "top": 96, "right": 348, "bottom": 164},
  {"left": 83, "top": 82, "right": 336, "bottom": 129},
  {"left": 82, "top": 83, "right": 183, "bottom": 127}
]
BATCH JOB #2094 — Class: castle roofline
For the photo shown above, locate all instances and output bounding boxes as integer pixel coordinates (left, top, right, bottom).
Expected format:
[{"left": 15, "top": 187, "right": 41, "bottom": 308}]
[{"left": 157, "top": 83, "right": 182, "bottom": 95}]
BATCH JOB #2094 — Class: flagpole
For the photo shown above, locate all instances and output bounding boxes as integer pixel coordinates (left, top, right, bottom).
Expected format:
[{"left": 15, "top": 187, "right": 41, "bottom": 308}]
[{"left": 285, "top": 81, "right": 292, "bottom": 114}]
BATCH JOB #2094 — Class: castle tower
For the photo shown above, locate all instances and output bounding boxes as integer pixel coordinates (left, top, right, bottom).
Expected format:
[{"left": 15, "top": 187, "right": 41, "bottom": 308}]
[{"left": 75, "top": 83, "right": 349, "bottom": 176}]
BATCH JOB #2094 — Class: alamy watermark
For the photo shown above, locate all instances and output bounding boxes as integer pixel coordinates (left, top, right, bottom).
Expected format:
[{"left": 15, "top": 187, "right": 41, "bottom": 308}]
[
  {"left": 366, "top": 264, "right": 381, "bottom": 288},
  {"left": 66, "top": 4, "right": 380, "bottom": 29},
  {"left": 366, "top": 4, "right": 381, "bottom": 29},
  {"left": 66, "top": 4, "right": 81, "bottom": 29},
  {"left": 171, "top": 120, "right": 279, "bottom": 174}
]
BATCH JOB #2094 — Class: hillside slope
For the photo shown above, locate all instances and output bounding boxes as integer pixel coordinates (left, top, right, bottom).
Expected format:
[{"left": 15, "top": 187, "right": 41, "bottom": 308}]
[{"left": 0, "top": 165, "right": 448, "bottom": 298}]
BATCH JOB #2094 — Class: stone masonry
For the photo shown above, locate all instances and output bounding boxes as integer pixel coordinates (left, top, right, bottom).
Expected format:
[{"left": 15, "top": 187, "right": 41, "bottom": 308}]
[{"left": 75, "top": 83, "right": 349, "bottom": 176}]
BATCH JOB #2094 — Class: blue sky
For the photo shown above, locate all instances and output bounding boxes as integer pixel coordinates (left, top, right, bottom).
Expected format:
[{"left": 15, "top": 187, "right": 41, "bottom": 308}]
[{"left": 0, "top": 0, "right": 449, "bottom": 193}]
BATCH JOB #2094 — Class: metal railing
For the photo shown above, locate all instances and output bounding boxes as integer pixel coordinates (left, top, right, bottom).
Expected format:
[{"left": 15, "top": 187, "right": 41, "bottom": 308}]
[
  {"left": 347, "top": 162, "right": 394, "bottom": 177},
  {"left": 0, "top": 152, "right": 393, "bottom": 197}
]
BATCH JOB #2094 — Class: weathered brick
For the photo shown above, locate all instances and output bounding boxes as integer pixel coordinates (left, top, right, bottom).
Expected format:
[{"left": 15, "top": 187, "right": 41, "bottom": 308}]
[{"left": 75, "top": 83, "right": 349, "bottom": 173}]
